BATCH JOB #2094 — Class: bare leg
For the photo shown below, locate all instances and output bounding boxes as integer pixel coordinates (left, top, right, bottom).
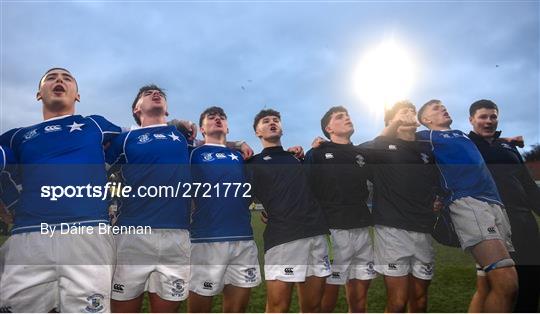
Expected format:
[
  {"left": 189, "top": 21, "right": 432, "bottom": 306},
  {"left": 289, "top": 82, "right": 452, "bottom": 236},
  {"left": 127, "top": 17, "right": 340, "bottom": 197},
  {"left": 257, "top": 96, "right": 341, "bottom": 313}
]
[
  {"left": 321, "top": 284, "right": 340, "bottom": 312},
  {"left": 470, "top": 239, "right": 518, "bottom": 313},
  {"left": 188, "top": 291, "right": 213, "bottom": 313},
  {"left": 346, "top": 279, "right": 371, "bottom": 312},
  {"left": 266, "top": 280, "right": 294, "bottom": 313},
  {"left": 407, "top": 275, "right": 430, "bottom": 312},
  {"left": 468, "top": 273, "right": 489, "bottom": 313},
  {"left": 148, "top": 292, "right": 181, "bottom": 313},
  {"left": 111, "top": 294, "right": 144, "bottom": 313},
  {"left": 222, "top": 284, "right": 251, "bottom": 312},
  {"left": 383, "top": 275, "right": 409, "bottom": 313},
  {"left": 297, "top": 276, "right": 327, "bottom": 312}
]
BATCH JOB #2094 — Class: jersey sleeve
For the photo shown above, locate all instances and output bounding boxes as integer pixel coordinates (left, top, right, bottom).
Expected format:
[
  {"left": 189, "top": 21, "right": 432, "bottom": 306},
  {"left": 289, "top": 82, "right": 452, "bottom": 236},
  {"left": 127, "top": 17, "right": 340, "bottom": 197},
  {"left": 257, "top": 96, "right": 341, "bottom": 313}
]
[
  {"left": 0, "top": 145, "right": 20, "bottom": 209},
  {"left": 87, "top": 115, "right": 122, "bottom": 145},
  {"left": 0, "top": 128, "right": 22, "bottom": 148},
  {"left": 415, "top": 130, "right": 431, "bottom": 141}
]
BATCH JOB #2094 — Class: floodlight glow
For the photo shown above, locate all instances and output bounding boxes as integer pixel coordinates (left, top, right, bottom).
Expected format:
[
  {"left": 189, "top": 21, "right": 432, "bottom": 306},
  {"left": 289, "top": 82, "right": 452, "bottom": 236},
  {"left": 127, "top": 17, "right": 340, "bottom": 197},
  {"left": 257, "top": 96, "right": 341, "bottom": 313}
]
[{"left": 354, "top": 39, "right": 416, "bottom": 112}]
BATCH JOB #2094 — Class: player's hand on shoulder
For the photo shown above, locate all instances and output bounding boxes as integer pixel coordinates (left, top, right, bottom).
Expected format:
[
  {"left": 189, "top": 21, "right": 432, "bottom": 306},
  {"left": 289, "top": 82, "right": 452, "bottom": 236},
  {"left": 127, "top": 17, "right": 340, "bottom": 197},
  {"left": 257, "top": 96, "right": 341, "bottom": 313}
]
[
  {"left": 311, "top": 136, "right": 326, "bottom": 148},
  {"left": 501, "top": 135, "right": 524, "bottom": 148},
  {"left": 287, "top": 146, "right": 304, "bottom": 159},
  {"left": 240, "top": 142, "right": 254, "bottom": 160}
]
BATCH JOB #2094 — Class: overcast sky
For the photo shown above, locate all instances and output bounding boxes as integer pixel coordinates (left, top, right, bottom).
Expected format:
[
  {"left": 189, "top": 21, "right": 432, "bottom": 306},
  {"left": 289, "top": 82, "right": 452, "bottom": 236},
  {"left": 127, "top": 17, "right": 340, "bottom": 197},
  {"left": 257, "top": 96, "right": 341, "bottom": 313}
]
[{"left": 1, "top": 1, "right": 538, "bottom": 152}]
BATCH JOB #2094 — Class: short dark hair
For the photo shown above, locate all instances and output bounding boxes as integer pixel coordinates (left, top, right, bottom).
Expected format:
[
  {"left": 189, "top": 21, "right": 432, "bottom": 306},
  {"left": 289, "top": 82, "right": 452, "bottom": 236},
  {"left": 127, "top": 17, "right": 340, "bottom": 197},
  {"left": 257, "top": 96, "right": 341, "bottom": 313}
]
[
  {"left": 131, "top": 84, "right": 167, "bottom": 125},
  {"left": 469, "top": 99, "right": 498, "bottom": 117},
  {"left": 199, "top": 106, "right": 227, "bottom": 127},
  {"left": 321, "top": 106, "right": 348, "bottom": 139},
  {"left": 417, "top": 99, "right": 441, "bottom": 126},
  {"left": 38, "top": 67, "right": 78, "bottom": 90},
  {"left": 384, "top": 100, "right": 415, "bottom": 126},
  {"left": 253, "top": 109, "right": 281, "bottom": 131}
]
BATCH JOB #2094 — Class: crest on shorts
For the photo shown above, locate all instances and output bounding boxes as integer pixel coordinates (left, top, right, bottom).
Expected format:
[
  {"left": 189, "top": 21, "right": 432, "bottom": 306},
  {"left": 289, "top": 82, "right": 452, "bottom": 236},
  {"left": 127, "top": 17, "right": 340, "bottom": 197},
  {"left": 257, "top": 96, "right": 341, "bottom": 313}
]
[
  {"left": 171, "top": 279, "right": 185, "bottom": 297},
  {"left": 366, "top": 261, "right": 376, "bottom": 275},
  {"left": 422, "top": 263, "right": 434, "bottom": 276},
  {"left": 323, "top": 255, "right": 331, "bottom": 272},
  {"left": 244, "top": 267, "right": 257, "bottom": 283},
  {"left": 84, "top": 293, "right": 104, "bottom": 313}
]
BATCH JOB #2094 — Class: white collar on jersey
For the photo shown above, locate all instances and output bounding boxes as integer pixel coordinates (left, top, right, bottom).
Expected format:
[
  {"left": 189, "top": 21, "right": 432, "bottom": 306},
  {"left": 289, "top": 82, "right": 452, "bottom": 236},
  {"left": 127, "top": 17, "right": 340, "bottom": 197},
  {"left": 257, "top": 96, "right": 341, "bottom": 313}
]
[
  {"left": 130, "top": 123, "right": 168, "bottom": 130},
  {"left": 202, "top": 143, "right": 226, "bottom": 148},
  {"left": 43, "top": 114, "right": 73, "bottom": 122}
]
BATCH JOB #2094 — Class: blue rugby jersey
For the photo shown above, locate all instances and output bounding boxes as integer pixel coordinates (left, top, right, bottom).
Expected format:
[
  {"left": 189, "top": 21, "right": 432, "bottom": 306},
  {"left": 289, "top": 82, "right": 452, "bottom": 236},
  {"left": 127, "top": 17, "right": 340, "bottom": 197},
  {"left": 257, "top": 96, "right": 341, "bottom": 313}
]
[
  {"left": 189, "top": 144, "right": 253, "bottom": 243},
  {"left": 105, "top": 124, "right": 190, "bottom": 229},
  {"left": 0, "top": 115, "right": 121, "bottom": 234},
  {"left": 0, "top": 145, "right": 19, "bottom": 210},
  {"left": 416, "top": 129, "right": 502, "bottom": 205}
]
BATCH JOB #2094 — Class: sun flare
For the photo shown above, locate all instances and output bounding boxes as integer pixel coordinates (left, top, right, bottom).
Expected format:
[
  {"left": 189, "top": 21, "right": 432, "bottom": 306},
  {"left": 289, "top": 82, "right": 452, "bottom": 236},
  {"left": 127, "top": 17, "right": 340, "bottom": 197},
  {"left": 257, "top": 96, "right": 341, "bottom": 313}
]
[{"left": 354, "top": 39, "right": 416, "bottom": 112}]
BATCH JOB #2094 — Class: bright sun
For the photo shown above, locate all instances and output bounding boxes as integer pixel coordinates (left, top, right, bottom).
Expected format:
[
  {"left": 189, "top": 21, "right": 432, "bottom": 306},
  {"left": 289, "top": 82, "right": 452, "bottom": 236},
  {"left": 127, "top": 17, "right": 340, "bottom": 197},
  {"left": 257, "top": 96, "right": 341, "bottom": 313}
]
[{"left": 354, "top": 39, "right": 416, "bottom": 112}]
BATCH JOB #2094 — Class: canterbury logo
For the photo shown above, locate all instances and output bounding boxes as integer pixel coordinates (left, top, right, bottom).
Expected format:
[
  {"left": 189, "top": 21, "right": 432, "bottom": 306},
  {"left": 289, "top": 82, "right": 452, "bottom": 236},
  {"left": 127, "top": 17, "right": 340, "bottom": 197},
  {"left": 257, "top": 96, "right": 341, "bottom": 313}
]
[
  {"left": 113, "top": 284, "right": 124, "bottom": 292},
  {"left": 284, "top": 267, "right": 294, "bottom": 275},
  {"left": 203, "top": 281, "right": 214, "bottom": 289},
  {"left": 388, "top": 263, "right": 397, "bottom": 270},
  {"left": 487, "top": 227, "right": 496, "bottom": 234}
]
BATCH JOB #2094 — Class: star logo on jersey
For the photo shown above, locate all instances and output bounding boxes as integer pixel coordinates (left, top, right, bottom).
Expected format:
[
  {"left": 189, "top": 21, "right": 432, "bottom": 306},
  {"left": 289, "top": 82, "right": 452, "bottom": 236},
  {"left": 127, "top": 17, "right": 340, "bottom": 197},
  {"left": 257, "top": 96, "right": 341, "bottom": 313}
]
[
  {"left": 228, "top": 153, "right": 239, "bottom": 161},
  {"left": 420, "top": 153, "right": 430, "bottom": 164},
  {"left": 168, "top": 132, "right": 180, "bottom": 141},
  {"left": 66, "top": 121, "right": 84, "bottom": 132},
  {"left": 325, "top": 152, "right": 334, "bottom": 159}
]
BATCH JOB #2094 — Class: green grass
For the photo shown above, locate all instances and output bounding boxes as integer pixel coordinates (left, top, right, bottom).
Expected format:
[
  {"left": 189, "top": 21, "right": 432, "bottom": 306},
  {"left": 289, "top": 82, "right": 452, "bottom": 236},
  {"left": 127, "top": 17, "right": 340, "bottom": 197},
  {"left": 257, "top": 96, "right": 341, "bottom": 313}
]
[{"left": 0, "top": 216, "right": 483, "bottom": 312}]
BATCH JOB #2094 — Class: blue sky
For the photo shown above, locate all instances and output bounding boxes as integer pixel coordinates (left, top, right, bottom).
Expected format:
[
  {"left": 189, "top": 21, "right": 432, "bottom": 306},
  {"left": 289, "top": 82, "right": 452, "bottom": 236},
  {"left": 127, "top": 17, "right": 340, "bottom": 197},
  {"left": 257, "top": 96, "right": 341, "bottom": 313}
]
[{"left": 1, "top": 1, "right": 538, "bottom": 152}]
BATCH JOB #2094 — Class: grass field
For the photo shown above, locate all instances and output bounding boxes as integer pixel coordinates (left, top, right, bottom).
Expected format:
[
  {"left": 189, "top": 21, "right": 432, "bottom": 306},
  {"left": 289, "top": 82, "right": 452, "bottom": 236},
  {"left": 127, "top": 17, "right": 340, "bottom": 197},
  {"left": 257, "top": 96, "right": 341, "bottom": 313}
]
[{"left": 0, "top": 213, "right": 478, "bottom": 312}]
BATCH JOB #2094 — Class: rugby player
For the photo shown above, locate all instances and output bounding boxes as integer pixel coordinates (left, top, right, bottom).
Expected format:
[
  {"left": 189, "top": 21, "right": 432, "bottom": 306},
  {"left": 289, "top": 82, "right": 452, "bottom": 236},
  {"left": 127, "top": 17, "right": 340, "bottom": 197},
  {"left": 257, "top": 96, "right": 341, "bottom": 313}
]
[
  {"left": 411, "top": 99, "right": 518, "bottom": 312},
  {"left": 305, "top": 106, "right": 376, "bottom": 312},
  {"left": 247, "top": 109, "right": 331, "bottom": 313},
  {"left": 106, "top": 85, "right": 191, "bottom": 312},
  {"left": 0, "top": 145, "right": 18, "bottom": 226},
  {"left": 368, "top": 101, "right": 440, "bottom": 312},
  {"left": 188, "top": 106, "right": 261, "bottom": 312},
  {"left": 0, "top": 68, "right": 121, "bottom": 312},
  {"left": 467, "top": 99, "right": 540, "bottom": 312}
]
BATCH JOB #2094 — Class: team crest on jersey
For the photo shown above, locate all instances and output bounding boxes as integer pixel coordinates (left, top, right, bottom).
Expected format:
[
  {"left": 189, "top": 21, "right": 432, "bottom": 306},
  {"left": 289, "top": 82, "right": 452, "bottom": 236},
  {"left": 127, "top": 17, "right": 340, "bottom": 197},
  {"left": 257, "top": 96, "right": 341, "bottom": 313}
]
[
  {"left": 22, "top": 129, "right": 39, "bottom": 142},
  {"left": 171, "top": 279, "right": 185, "bottom": 297},
  {"left": 202, "top": 153, "right": 215, "bottom": 161},
  {"left": 44, "top": 125, "right": 62, "bottom": 133},
  {"left": 137, "top": 133, "right": 152, "bottom": 144},
  {"left": 325, "top": 152, "right": 334, "bottom": 159},
  {"left": 84, "top": 293, "right": 104, "bottom": 313},
  {"left": 153, "top": 133, "right": 167, "bottom": 139},
  {"left": 244, "top": 267, "right": 257, "bottom": 283},
  {"left": 216, "top": 153, "right": 227, "bottom": 159},
  {"left": 355, "top": 154, "right": 365, "bottom": 167},
  {"left": 420, "top": 153, "right": 430, "bottom": 164}
]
